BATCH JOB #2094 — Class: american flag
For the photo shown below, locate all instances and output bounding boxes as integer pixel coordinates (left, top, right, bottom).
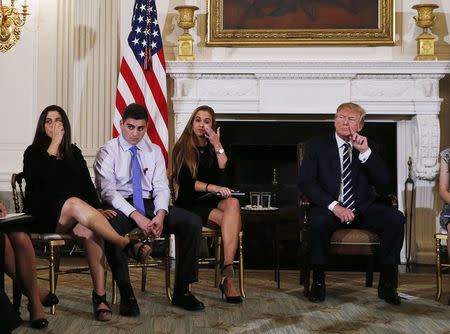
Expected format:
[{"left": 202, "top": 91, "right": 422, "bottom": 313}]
[{"left": 114, "top": 0, "right": 168, "bottom": 165}]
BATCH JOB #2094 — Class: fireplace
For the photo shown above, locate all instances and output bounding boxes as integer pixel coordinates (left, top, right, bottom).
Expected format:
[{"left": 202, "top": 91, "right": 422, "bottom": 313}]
[
  {"left": 167, "top": 60, "right": 449, "bottom": 264},
  {"left": 219, "top": 120, "right": 397, "bottom": 208}
]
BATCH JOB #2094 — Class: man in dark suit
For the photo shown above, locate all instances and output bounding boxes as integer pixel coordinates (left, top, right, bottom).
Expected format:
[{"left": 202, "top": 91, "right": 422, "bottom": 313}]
[{"left": 299, "top": 102, "right": 404, "bottom": 305}]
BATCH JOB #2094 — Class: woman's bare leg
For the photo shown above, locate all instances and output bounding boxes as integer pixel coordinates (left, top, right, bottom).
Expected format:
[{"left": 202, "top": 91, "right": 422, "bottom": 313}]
[
  {"left": 208, "top": 197, "right": 242, "bottom": 297},
  {"left": 5, "top": 233, "right": 45, "bottom": 320},
  {"left": 57, "top": 197, "right": 129, "bottom": 249},
  {"left": 73, "top": 223, "right": 111, "bottom": 321}
]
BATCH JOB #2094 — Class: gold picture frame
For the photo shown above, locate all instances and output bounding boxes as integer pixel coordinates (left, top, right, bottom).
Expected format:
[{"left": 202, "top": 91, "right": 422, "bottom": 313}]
[{"left": 207, "top": 0, "right": 395, "bottom": 46}]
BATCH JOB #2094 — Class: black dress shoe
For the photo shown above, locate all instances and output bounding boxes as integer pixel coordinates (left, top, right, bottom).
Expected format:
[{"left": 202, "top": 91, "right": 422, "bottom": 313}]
[
  {"left": 120, "top": 296, "right": 140, "bottom": 317},
  {"left": 308, "top": 281, "right": 326, "bottom": 303},
  {"left": 378, "top": 283, "right": 401, "bottom": 305},
  {"left": 172, "top": 292, "right": 205, "bottom": 311}
]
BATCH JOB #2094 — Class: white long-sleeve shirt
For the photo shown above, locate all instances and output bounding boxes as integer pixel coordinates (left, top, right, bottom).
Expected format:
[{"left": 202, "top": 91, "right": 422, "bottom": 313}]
[
  {"left": 94, "top": 135, "right": 169, "bottom": 217},
  {"left": 327, "top": 132, "right": 372, "bottom": 212}
]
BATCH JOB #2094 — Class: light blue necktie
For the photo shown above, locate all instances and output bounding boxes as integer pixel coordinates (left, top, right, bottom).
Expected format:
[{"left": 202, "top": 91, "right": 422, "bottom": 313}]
[
  {"left": 130, "top": 146, "right": 145, "bottom": 216},
  {"left": 342, "top": 143, "right": 355, "bottom": 214}
]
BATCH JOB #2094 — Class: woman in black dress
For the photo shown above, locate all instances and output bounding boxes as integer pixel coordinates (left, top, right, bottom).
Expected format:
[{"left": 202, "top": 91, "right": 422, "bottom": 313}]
[
  {"left": 171, "top": 105, "right": 242, "bottom": 304},
  {"left": 23, "top": 105, "right": 151, "bottom": 321}
]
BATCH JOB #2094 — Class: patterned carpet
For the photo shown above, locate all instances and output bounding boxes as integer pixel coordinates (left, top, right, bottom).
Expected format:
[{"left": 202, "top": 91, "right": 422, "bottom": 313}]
[{"left": 5, "top": 268, "right": 450, "bottom": 334}]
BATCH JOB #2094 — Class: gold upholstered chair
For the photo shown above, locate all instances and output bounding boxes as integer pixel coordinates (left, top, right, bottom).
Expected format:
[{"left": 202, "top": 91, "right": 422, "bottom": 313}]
[
  {"left": 434, "top": 231, "right": 449, "bottom": 301},
  {"left": 12, "top": 172, "right": 91, "bottom": 314}
]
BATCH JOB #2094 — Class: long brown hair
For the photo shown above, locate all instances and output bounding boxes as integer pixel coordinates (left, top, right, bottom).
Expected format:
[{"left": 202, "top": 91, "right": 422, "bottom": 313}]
[
  {"left": 32, "top": 105, "right": 74, "bottom": 160},
  {"left": 170, "top": 105, "right": 216, "bottom": 197}
]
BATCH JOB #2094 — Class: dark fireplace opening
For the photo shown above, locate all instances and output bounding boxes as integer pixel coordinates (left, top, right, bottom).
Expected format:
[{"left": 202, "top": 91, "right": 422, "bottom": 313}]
[
  {"left": 220, "top": 120, "right": 397, "bottom": 206},
  {"left": 217, "top": 120, "right": 397, "bottom": 270}
]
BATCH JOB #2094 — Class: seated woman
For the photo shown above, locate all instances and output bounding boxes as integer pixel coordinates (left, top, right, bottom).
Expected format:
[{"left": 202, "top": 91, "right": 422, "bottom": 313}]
[
  {"left": 171, "top": 105, "right": 243, "bottom": 304},
  {"left": 438, "top": 148, "right": 450, "bottom": 304},
  {"left": 0, "top": 203, "right": 55, "bottom": 330},
  {"left": 23, "top": 105, "right": 151, "bottom": 321}
]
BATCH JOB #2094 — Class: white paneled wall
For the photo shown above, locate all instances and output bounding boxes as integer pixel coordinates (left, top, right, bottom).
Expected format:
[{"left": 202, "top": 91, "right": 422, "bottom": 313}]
[
  {"left": 56, "top": 0, "right": 119, "bottom": 166},
  {"left": 0, "top": 0, "right": 38, "bottom": 190}
]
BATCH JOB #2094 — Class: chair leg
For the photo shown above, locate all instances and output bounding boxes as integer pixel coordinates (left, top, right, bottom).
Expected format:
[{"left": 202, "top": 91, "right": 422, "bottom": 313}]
[
  {"left": 299, "top": 229, "right": 311, "bottom": 296},
  {"left": 238, "top": 231, "right": 245, "bottom": 298},
  {"left": 49, "top": 244, "right": 57, "bottom": 315},
  {"left": 165, "top": 237, "right": 172, "bottom": 301},
  {"left": 103, "top": 257, "right": 107, "bottom": 287},
  {"left": 112, "top": 279, "right": 118, "bottom": 305},
  {"left": 214, "top": 235, "right": 222, "bottom": 288},
  {"left": 366, "top": 255, "right": 374, "bottom": 287},
  {"left": 141, "top": 267, "right": 147, "bottom": 292},
  {"left": 435, "top": 237, "right": 442, "bottom": 301}
]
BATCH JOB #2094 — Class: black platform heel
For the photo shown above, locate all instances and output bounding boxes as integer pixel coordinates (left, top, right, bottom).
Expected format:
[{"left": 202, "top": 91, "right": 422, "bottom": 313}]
[
  {"left": 219, "top": 264, "right": 243, "bottom": 304},
  {"left": 92, "top": 291, "right": 112, "bottom": 322}
]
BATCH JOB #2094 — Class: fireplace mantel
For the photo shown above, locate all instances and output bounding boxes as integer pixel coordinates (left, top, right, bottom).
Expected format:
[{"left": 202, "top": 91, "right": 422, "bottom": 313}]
[
  {"left": 167, "top": 61, "right": 450, "bottom": 182},
  {"left": 167, "top": 60, "right": 450, "bottom": 263}
]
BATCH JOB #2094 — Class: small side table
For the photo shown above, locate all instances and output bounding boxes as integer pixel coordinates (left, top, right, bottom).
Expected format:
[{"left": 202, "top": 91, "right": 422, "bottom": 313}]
[{"left": 241, "top": 208, "right": 284, "bottom": 288}]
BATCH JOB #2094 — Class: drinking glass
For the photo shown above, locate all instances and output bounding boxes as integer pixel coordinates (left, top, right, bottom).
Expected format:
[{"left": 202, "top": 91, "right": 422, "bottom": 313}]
[
  {"left": 261, "top": 192, "right": 271, "bottom": 208},
  {"left": 250, "top": 192, "right": 260, "bottom": 207}
]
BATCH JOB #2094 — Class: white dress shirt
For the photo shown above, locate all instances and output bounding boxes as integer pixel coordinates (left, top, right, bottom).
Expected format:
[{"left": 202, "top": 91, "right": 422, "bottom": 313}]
[
  {"left": 94, "top": 135, "right": 170, "bottom": 217},
  {"left": 328, "top": 132, "right": 372, "bottom": 212}
]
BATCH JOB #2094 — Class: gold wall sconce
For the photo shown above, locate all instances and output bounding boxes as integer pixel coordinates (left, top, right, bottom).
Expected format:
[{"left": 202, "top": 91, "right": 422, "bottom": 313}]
[
  {"left": 174, "top": 5, "right": 198, "bottom": 61},
  {"left": 412, "top": 4, "right": 438, "bottom": 61},
  {"left": 0, "top": 0, "right": 30, "bottom": 53}
]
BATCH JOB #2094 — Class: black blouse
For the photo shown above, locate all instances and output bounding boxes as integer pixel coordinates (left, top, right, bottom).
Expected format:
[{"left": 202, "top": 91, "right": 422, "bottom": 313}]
[
  {"left": 175, "top": 144, "right": 230, "bottom": 209},
  {"left": 23, "top": 144, "right": 100, "bottom": 232}
]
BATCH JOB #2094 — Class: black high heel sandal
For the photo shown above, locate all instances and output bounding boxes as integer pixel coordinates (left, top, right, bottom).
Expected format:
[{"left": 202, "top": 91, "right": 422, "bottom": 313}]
[
  {"left": 123, "top": 239, "right": 152, "bottom": 263},
  {"left": 92, "top": 291, "right": 112, "bottom": 322},
  {"left": 28, "top": 306, "right": 48, "bottom": 329},
  {"left": 219, "top": 264, "right": 243, "bottom": 304}
]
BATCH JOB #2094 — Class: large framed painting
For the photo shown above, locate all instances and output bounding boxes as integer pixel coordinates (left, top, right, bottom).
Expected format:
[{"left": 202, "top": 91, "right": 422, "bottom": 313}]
[{"left": 207, "top": 0, "right": 394, "bottom": 46}]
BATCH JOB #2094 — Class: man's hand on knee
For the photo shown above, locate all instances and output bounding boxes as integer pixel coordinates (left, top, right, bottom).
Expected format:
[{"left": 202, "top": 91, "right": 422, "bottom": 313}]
[{"left": 332, "top": 204, "right": 355, "bottom": 223}]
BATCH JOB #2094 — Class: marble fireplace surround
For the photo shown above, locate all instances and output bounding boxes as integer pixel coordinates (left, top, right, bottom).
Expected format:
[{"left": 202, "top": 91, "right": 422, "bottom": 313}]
[
  {"left": 167, "top": 61, "right": 450, "bottom": 263},
  {"left": 168, "top": 61, "right": 448, "bottom": 182}
]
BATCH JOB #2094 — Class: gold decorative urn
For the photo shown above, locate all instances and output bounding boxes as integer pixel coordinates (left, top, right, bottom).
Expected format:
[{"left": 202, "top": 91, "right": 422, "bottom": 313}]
[
  {"left": 174, "top": 5, "right": 199, "bottom": 61},
  {"left": 412, "top": 4, "right": 439, "bottom": 61}
]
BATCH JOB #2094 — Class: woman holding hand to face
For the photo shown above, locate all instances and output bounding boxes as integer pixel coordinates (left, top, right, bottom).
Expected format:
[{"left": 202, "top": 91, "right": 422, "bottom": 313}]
[
  {"left": 23, "top": 105, "right": 151, "bottom": 321},
  {"left": 171, "top": 105, "right": 243, "bottom": 304}
]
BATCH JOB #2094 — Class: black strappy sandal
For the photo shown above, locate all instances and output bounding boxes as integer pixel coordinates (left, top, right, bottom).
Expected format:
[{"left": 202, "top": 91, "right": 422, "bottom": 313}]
[
  {"left": 92, "top": 291, "right": 112, "bottom": 322},
  {"left": 123, "top": 239, "right": 152, "bottom": 263}
]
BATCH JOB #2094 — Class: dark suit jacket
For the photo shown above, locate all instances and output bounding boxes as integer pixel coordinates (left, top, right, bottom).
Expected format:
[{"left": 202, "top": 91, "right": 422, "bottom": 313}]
[{"left": 299, "top": 132, "right": 390, "bottom": 213}]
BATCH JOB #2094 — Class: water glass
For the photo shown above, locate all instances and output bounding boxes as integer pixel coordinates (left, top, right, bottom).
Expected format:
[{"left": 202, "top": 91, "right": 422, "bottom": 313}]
[
  {"left": 261, "top": 192, "right": 271, "bottom": 208},
  {"left": 250, "top": 192, "right": 260, "bottom": 207}
]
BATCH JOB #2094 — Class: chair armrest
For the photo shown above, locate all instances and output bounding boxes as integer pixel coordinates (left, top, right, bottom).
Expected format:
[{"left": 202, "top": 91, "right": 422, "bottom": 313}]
[
  {"left": 375, "top": 194, "right": 398, "bottom": 209},
  {"left": 298, "top": 195, "right": 311, "bottom": 230}
]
